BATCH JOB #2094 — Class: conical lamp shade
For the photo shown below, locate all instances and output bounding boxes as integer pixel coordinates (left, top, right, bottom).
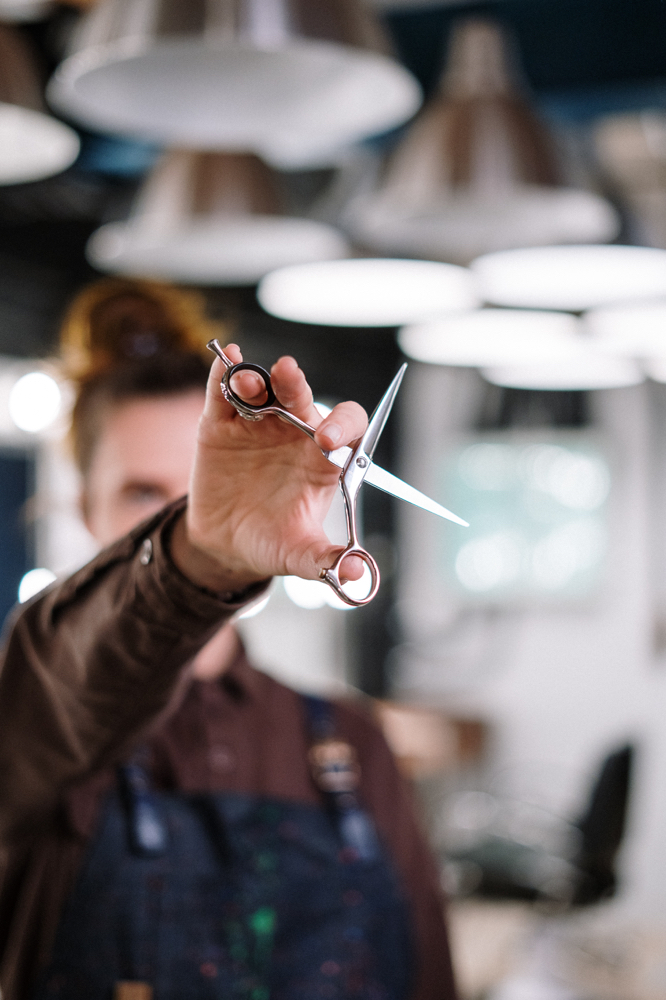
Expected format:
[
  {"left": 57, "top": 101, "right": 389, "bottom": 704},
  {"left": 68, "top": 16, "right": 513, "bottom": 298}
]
[
  {"left": 0, "top": 24, "right": 79, "bottom": 184},
  {"left": 48, "top": 0, "right": 421, "bottom": 168},
  {"left": 87, "top": 150, "right": 350, "bottom": 285},
  {"left": 346, "top": 18, "right": 617, "bottom": 262}
]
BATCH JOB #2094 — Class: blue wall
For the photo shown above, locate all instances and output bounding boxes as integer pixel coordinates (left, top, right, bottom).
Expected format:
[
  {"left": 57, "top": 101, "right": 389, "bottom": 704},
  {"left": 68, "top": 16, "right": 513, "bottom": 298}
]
[{"left": 0, "top": 449, "right": 34, "bottom": 630}]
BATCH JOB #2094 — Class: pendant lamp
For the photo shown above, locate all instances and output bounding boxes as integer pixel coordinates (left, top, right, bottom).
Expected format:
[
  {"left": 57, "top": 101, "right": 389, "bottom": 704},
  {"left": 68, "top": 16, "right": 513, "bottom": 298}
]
[
  {"left": 594, "top": 112, "right": 666, "bottom": 250},
  {"left": 257, "top": 258, "right": 478, "bottom": 327},
  {"left": 87, "top": 150, "right": 350, "bottom": 285},
  {"left": 398, "top": 309, "right": 583, "bottom": 368},
  {"left": 472, "top": 245, "right": 666, "bottom": 312},
  {"left": 0, "top": 25, "right": 79, "bottom": 184},
  {"left": 345, "top": 18, "right": 617, "bottom": 263},
  {"left": 47, "top": 0, "right": 421, "bottom": 169},
  {"left": 482, "top": 354, "right": 644, "bottom": 391},
  {"left": 585, "top": 300, "right": 666, "bottom": 359}
]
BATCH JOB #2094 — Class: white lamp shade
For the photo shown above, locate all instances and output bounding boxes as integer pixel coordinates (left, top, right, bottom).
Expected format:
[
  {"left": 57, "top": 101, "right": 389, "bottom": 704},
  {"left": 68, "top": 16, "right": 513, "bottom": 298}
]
[
  {"left": 585, "top": 300, "right": 666, "bottom": 358},
  {"left": 645, "top": 357, "right": 666, "bottom": 383},
  {"left": 258, "top": 258, "right": 478, "bottom": 327},
  {"left": 88, "top": 216, "right": 349, "bottom": 286},
  {"left": 86, "top": 149, "right": 350, "bottom": 285},
  {"left": 47, "top": 0, "right": 421, "bottom": 168},
  {"left": 350, "top": 187, "right": 619, "bottom": 265},
  {"left": 0, "top": 102, "right": 79, "bottom": 184},
  {"left": 482, "top": 354, "right": 644, "bottom": 391},
  {"left": 399, "top": 309, "right": 582, "bottom": 367},
  {"left": 473, "top": 245, "right": 666, "bottom": 312}
]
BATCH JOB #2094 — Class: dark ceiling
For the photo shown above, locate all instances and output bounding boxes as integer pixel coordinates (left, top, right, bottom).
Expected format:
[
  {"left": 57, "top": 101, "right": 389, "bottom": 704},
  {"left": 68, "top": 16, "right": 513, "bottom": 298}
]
[{"left": 0, "top": 0, "right": 664, "bottom": 368}]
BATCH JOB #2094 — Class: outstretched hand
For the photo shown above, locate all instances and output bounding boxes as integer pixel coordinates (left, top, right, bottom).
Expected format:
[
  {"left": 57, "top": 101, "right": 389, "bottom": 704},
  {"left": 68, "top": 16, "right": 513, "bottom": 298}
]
[{"left": 170, "top": 345, "right": 368, "bottom": 595}]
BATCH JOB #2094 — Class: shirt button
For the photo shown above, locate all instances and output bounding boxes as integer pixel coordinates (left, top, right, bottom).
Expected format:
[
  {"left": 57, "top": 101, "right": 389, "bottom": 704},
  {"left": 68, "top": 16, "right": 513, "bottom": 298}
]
[
  {"left": 139, "top": 538, "right": 153, "bottom": 566},
  {"left": 209, "top": 745, "right": 235, "bottom": 772}
]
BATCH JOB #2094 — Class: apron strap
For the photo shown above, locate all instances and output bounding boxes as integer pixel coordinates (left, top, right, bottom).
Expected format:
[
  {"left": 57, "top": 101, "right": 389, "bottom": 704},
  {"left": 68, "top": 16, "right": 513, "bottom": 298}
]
[
  {"left": 118, "top": 750, "right": 168, "bottom": 858},
  {"left": 302, "top": 694, "right": 380, "bottom": 862}
]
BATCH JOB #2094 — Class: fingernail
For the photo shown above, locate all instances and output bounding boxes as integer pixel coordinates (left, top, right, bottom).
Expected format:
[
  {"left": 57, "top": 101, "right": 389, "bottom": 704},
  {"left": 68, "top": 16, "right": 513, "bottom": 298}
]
[{"left": 325, "top": 423, "right": 342, "bottom": 445}]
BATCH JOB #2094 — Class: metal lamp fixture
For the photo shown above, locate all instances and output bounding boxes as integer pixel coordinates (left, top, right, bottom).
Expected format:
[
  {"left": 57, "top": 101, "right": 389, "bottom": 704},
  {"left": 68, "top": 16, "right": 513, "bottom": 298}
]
[
  {"left": 0, "top": 24, "right": 79, "bottom": 184},
  {"left": 345, "top": 18, "right": 617, "bottom": 263},
  {"left": 87, "top": 149, "right": 350, "bottom": 285},
  {"left": 48, "top": 0, "right": 422, "bottom": 169}
]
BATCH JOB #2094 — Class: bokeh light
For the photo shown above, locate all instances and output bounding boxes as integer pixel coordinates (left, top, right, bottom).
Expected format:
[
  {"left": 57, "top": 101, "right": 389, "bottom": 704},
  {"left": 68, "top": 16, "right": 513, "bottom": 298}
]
[{"left": 9, "top": 371, "right": 61, "bottom": 433}]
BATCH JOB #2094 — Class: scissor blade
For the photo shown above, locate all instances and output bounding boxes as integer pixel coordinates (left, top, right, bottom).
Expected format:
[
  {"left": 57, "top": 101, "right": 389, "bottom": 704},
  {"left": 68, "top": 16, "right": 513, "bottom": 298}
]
[
  {"left": 362, "top": 363, "right": 408, "bottom": 461},
  {"left": 364, "top": 462, "right": 469, "bottom": 526}
]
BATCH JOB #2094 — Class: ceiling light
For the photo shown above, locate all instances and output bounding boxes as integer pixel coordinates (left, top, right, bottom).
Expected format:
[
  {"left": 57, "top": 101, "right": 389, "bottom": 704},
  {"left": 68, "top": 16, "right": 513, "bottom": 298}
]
[
  {"left": 398, "top": 309, "right": 582, "bottom": 367},
  {"left": 472, "top": 245, "right": 666, "bottom": 312},
  {"left": 87, "top": 150, "right": 349, "bottom": 285},
  {"left": 47, "top": 0, "right": 421, "bottom": 169},
  {"left": 9, "top": 371, "right": 61, "bottom": 432},
  {"left": 585, "top": 300, "right": 666, "bottom": 358},
  {"left": 0, "top": 25, "right": 79, "bottom": 184},
  {"left": 482, "top": 354, "right": 644, "bottom": 391},
  {"left": 345, "top": 18, "right": 617, "bottom": 262},
  {"left": 644, "top": 358, "right": 666, "bottom": 383},
  {"left": 258, "top": 258, "right": 478, "bottom": 327}
]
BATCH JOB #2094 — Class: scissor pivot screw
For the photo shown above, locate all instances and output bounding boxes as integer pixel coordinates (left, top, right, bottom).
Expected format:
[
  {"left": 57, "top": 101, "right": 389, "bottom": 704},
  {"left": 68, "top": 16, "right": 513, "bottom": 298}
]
[{"left": 356, "top": 457, "right": 368, "bottom": 468}]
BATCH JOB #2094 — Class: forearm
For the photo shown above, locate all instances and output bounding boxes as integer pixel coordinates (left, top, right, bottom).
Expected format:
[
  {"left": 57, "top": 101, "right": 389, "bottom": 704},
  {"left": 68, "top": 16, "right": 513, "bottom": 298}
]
[{"left": 0, "top": 499, "right": 266, "bottom": 843}]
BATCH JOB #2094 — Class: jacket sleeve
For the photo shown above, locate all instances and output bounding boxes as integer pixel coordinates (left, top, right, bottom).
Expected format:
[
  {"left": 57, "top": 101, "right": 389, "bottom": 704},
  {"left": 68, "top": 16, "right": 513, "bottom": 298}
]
[{"left": 0, "top": 499, "right": 267, "bottom": 844}]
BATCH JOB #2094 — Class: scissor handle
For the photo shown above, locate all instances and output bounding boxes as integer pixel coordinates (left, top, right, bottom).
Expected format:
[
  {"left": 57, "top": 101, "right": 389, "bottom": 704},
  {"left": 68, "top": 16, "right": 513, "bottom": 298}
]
[
  {"left": 223, "top": 361, "right": 276, "bottom": 415},
  {"left": 320, "top": 546, "right": 380, "bottom": 608}
]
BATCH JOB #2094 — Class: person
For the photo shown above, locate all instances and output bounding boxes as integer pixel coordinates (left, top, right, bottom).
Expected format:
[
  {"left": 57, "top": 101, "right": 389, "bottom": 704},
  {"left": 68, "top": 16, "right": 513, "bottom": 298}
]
[{"left": 0, "top": 279, "right": 457, "bottom": 1000}]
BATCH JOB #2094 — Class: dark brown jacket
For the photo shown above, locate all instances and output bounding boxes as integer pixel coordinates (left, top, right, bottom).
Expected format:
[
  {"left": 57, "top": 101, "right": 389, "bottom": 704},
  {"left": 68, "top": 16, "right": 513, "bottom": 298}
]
[{"left": 0, "top": 502, "right": 456, "bottom": 1000}]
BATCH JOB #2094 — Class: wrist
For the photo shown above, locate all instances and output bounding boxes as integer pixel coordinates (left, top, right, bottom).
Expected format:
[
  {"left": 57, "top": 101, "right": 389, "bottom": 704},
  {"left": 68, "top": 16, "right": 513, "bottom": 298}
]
[{"left": 168, "top": 510, "right": 267, "bottom": 597}]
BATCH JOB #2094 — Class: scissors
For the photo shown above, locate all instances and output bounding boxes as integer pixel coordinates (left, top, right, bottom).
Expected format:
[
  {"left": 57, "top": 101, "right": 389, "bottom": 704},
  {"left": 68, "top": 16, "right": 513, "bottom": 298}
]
[{"left": 208, "top": 339, "right": 468, "bottom": 607}]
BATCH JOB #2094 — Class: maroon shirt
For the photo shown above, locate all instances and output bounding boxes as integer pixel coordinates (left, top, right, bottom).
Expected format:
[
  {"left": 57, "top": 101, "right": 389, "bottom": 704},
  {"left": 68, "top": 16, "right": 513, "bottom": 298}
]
[{"left": 0, "top": 501, "right": 456, "bottom": 1000}]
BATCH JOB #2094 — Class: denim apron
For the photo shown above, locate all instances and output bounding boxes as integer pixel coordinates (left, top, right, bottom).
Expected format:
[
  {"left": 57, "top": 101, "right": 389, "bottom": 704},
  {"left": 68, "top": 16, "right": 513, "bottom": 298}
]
[{"left": 35, "top": 697, "right": 414, "bottom": 1000}]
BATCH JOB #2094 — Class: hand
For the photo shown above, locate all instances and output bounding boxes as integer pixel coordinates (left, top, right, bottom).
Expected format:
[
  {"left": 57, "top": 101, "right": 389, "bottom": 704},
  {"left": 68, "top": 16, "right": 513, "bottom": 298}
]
[{"left": 170, "top": 345, "right": 368, "bottom": 594}]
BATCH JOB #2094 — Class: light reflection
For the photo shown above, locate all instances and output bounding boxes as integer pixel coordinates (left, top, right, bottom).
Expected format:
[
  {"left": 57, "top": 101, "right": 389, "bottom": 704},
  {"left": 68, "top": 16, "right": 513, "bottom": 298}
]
[
  {"left": 445, "top": 438, "right": 610, "bottom": 598},
  {"left": 532, "top": 520, "right": 606, "bottom": 590},
  {"left": 9, "top": 371, "right": 61, "bottom": 433},
  {"left": 520, "top": 445, "right": 610, "bottom": 510},
  {"left": 458, "top": 443, "right": 515, "bottom": 491},
  {"left": 455, "top": 533, "right": 523, "bottom": 592}
]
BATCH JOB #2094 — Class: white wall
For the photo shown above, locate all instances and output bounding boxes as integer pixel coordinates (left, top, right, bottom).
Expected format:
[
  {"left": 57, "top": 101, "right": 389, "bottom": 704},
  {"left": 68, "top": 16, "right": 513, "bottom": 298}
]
[{"left": 395, "top": 362, "right": 666, "bottom": 922}]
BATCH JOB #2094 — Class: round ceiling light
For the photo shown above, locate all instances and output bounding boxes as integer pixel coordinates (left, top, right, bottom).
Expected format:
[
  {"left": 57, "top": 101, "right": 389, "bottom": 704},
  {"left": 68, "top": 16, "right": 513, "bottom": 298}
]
[
  {"left": 88, "top": 217, "right": 349, "bottom": 286},
  {"left": 258, "top": 258, "right": 478, "bottom": 327},
  {"left": 47, "top": 0, "right": 421, "bottom": 169},
  {"left": 398, "top": 309, "right": 582, "bottom": 367},
  {"left": 8, "top": 370, "right": 62, "bottom": 432},
  {"left": 585, "top": 300, "right": 666, "bottom": 358},
  {"left": 482, "top": 354, "right": 644, "bottom": 391},
  {"left": 472, "top": 245, "right": 666, "bottom": 312}
]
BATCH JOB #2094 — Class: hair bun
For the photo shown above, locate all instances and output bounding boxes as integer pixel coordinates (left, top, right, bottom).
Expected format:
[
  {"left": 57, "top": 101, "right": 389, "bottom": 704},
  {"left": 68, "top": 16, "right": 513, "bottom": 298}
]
[{"left": 59, "top": 277, "right": 225, "bottom": 382}]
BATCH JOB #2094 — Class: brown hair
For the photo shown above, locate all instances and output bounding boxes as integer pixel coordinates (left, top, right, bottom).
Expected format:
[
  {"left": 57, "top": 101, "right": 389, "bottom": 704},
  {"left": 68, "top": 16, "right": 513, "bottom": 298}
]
[{"left": 61, "top": 278, "right": 227, "bottom": 476}]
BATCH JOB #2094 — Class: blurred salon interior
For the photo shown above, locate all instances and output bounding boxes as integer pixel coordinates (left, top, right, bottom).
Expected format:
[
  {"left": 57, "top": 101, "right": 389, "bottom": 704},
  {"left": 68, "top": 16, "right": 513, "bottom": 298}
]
[{"left": 2, "top": 0, "right": 666, "bottom": 996}]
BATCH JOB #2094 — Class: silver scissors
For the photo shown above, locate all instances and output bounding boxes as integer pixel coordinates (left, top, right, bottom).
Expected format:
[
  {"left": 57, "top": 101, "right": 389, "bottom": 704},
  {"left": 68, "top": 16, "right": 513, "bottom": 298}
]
[{"left": 208, "top": 339, "right": 468, "bottom": 607}]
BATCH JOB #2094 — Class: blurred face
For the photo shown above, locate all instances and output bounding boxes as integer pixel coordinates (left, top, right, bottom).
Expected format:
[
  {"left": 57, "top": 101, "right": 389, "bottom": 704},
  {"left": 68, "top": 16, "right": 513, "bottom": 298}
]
[
  {"left": 83, "top": 390, "right": 205, "bottom": 547},
  {"left": 82, "top": 388, "right": 240, "bottom": 679}
]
